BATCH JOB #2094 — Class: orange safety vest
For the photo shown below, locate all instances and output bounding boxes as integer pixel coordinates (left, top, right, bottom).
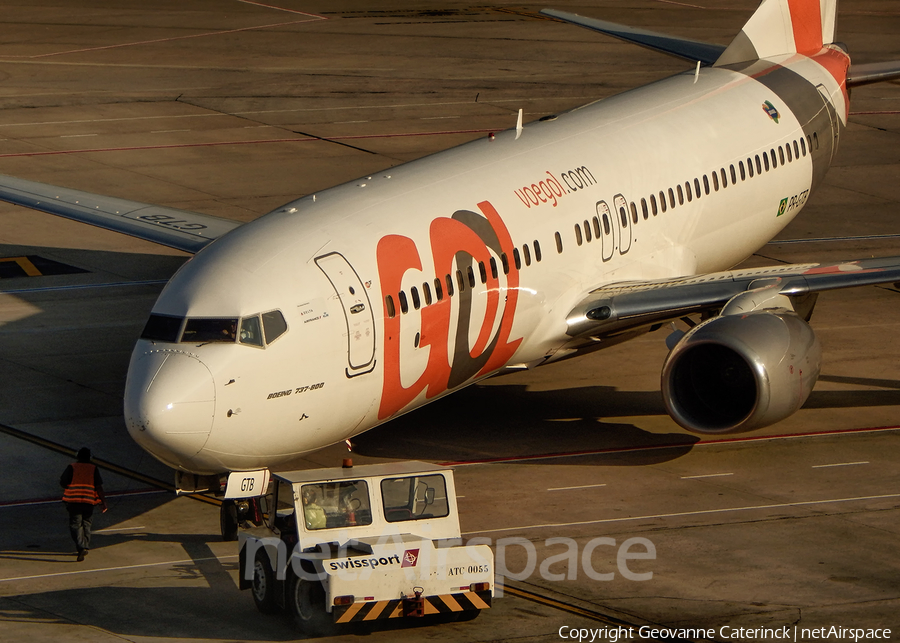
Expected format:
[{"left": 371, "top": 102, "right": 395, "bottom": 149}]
[{"left": 62, "top": 463, "right": 101, "bottom": 505}]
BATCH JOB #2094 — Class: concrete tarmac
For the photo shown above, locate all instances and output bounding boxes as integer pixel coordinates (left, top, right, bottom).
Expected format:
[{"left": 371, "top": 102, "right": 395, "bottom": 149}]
[{"left": 0, "top": 1, "right": 898, "bottom": 641}]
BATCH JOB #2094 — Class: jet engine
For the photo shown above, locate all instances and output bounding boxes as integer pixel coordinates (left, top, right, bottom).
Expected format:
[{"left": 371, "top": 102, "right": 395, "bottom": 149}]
[{"left": 661, "top": 311, "right": 821, "bottom": 434}]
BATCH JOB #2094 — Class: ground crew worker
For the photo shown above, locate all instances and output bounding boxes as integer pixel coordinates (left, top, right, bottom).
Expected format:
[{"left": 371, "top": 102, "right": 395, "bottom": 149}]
[
  {"left": 301, "top": 487, "right": 326, "bottom": 530},
  {"left": 60, "top": 447, "right": 107, "bottom": 561}
]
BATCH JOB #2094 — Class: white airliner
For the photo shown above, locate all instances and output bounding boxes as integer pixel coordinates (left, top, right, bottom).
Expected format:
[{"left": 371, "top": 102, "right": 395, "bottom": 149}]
[{"left": 2, "top": 0, "right": 899, "bottom": 489}]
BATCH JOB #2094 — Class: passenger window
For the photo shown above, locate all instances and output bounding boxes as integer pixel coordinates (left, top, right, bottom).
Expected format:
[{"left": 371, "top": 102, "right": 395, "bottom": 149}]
[
  {"left": 239, "top": 315, "right": 263, "bottom": 347},
  {"left": 574, "top": 224, "right": 583, "bottom": 246},
  {"left": 721, "top": 168, "right": 727, "bottom": 188},
  {"left": 262, "top": 310, "right": 288, "bottom": 344},
  {"left": 555, "top": 231, "right": 563, "bottom": 254},
  {"left": 381, "top": 474, "right": 449, "bottom": 522},
  {"left": 411, "top": 286, "right": 420, "bottom": 310},
  {"left": 456, "top": 270, "right": 465, "bottom": 292},
  {"left": 501, "top": 253, "right": 510, "bottom": 275},
  {"left": 399, "top": 291, "right": 409, "bottom": 314},
  {"left": 770, "top": 149, "right": 777, "bottom": 168},
  {"left": 763, "top": 153, "right": 770, "bottom": 171},
  {"left": 694, "top": 178, "right": 702, "bottom": 198},
  {"left": 813, "top": 132, "right": 819, "bottom": 149},
  {"left": 786, "top": 144, "right": 792, "bottom": 162},
  {"left": 141, "top": 314, "right": 183, "bottom": 342},
  {"left": 478, "top": 261, "right": 487, "bottom": 284},
  {"left": 489, "top": 257, "right": 498, "bottom": 279},
  {"left": 748, "top": 157, "right": 755, "bottom": 177},
  {"left": 794, "top": 140, "right": 800, "bottom": 158},
  {"left": 650, "top": 194, "right": 658, "bottom": 215},
  {"left": 779, "top": 146, "right": 785, "bottom": 165},
  {"left": 602, "top": 213, "right": 611, "bottom": 234},
  {"left": 513, "top": 248, "right": 522, "bottom": 270},
  {"left": 800, "top": 137, "right": 807, "bottom": 156},
  {"left": 712, "top": 171, "right": 719, "bottom": 191},
  {"left": 592, "top": 216, "right": 601, "bottom": 238},
  {"left": 659, "top": 191, "right": 667, "bottom": 213},
  {"left": 434, "top": 278, "right": 444, "bottom": 301},
  {"left": 641, "top": 198, "right": 649, "bottom": 219},
  {"left": 182, "top": 318, "right": 238, "bottom": 343},
  {"left": 676, "top": 185, "right": 684, "bottom": 205},
  {"left": 667, "top": 188, "right": 675, "bottom": 208},
  {"left": 522, "top": 244, "right": 532, "bottom": 266},
  {"left": 466, "top": 265, "right": 476, "bottom": 288},
  {"left": 618, "top": 206, "right": 627, "bottom": 227},
  {"left": 445, "top": 274, "right": 454, "bottom": 297},
  {"left": 533, "top": 240, "right": 541, "bottom": 262},
  {"left": 630, "top": 202, "right": 638, "bottom": 224},
  {"left": 739, "top": 161, "right": 746, "bottom": 180},
  {"left": 730, "top": 165, "right": 737, "bottom": 184},
  {"left": 583, "top": 220, "right": 592, "bottom": 243},
  {"left": 385, "top": 295, "right": 396, "bottom": 318},
  {"left": 703, "top": 175, "right": 710, "bottom": 195},
  {"left": 685, "top": 182, "right": 692, "bottom": 202},
  {"left": 423, "top": 282, "right": 432, "bottom": 306},
  {"left": 755, "top": 155, "right": 762, "bottom": 174}
]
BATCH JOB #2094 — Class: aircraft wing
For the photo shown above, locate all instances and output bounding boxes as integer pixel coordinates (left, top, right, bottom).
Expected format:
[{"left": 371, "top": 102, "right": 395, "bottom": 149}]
[
  {"left": 541, "top": 9, "right": 726, "bottom": 65},
  {"left": 0, "top": 173, "right": 242, "bottom": 254},
  {"left": 847, "top": 60, "right": 900, "bottom": 87},
  {"left": 566, "top": 257, "right": 900, "bottom": 339}
]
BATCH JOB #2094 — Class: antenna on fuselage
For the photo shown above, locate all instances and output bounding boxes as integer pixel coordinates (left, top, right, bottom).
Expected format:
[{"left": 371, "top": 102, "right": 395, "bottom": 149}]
[
  {"left": 515, "top": 108, "right": 523, "bottom": 139},
  {"left": 694, "top": 60, "right": 701, "bottom": 83}
]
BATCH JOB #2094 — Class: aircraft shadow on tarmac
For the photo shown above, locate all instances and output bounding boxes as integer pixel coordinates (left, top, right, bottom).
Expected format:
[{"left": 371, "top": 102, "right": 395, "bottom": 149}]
[{"left": 352, "top": 376, "right": 900, "bottom": 464}]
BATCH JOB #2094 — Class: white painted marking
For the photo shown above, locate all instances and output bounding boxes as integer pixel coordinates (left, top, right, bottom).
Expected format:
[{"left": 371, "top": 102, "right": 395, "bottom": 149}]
[
  {"left": 0, "top": 554, "right": 238, "bottom": 583},
  {"left": 463, "top": 492, "right": 900, "bottom": 536},
  {"left": 547, "top": 483, "right": 607, "bottom": 491},
  {"left": 94, "top": 526, "right": 146, "bottom": 533},
  {"left": 812, "top": 461, "right": 869, "bottom": 469},
  {"left": 681, "top": 472, "right": 734, "bottom": 479}
]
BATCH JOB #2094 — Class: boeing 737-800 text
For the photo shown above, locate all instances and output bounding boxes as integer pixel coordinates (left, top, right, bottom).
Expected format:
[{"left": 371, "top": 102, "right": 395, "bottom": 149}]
[{"left": 1, "top": 0, "right": 899, "bottom": 487}]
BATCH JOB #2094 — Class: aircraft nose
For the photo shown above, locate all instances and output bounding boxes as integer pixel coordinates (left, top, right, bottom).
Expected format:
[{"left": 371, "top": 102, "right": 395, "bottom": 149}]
[{"left": 124, "top": 350, "right": 216, "bottom": 471}]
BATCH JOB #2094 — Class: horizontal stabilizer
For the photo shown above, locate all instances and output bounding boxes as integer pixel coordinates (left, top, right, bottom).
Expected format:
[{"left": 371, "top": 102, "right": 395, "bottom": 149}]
[
  {"left": 0, "top": 174, "right": 242, "bottom": 254},
  {"left": 541, "top": 9, "right": 725, "bottom": 65},
  {"left": 847, "top": 60, "right": 900, "bottom": 87}
]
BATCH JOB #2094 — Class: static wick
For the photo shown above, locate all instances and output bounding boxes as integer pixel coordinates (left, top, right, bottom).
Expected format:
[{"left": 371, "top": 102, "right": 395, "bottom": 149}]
[
  {"left": 515, "top": 108, "right": 523, "bottom": 140},
  {"left": 694, "top": 60, "right": 701, "bottom": 84}
]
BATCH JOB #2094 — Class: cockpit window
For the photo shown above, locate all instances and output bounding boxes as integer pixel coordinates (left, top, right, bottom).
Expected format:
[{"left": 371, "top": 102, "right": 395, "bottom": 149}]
[
  {"left": 141, "top": 314, "right": 184, "bottom": 342},
  {"left": 262, "top": 310, "right": 288, "bottom": 344},
  {"left": 239, "top": 315, "right": 263, "bottom": 347},
  {"left": 181, "top": 318, "right": 238, "bottom": 343}
]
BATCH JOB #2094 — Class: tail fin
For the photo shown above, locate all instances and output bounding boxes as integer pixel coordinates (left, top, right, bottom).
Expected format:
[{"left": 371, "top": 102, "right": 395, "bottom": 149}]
[{"left": 716, "top": 0, "right": 837, "bottom": 66}]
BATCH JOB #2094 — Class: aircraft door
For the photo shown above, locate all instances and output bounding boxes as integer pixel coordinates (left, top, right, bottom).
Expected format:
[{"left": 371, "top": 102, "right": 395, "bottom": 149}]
[
  {"left": 614, "top": 194, "right": 632, "bottom": 254},
  {"left": 596, "top": 200, "right": 615, "bottom": 262},
  {"left": 314, "top": 252, "right": 376, "bottom": 377},
  {"left": 815, "top": 84, "right": 839, "bottom": 162}
]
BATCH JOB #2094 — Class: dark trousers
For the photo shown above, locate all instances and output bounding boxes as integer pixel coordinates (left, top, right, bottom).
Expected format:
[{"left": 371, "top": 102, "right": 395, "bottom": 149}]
[{"left": 66, "top": 503, "right": 94, "bottom": 552}]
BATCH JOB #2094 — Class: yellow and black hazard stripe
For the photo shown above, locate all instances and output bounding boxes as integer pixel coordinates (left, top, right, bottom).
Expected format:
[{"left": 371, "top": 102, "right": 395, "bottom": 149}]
[{"left": 334, "top": 590, "right": 491, "bottom": 623}]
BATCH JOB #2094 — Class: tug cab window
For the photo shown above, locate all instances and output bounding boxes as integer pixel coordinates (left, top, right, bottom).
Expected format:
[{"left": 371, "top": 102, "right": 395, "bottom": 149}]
[
  {"left": 299, "top": 480, "right": 372, "bottom": 530},
  {"left": 381, "top": 474, "right": 449, "bottom": 523}
]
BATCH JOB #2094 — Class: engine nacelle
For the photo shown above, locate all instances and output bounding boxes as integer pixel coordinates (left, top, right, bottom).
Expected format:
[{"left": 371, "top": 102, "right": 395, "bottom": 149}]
[{"left": 661, "top": 311, "right": 821, "bottom": 434}]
